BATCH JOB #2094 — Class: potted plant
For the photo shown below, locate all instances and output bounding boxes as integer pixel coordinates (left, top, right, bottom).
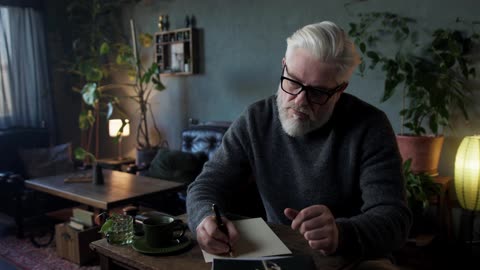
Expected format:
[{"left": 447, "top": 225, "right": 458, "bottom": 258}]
[
  {"left": 62, "top": 0, "right": 134, "bottom": 157},
  {"left": 66, "top": 5, "right": 167, "bottom": 166},
  {"left": 63, "top": 1, "right": 167, "bottom": 166},
  {"left": 112, "top": 21, "right": 168, "bottom": 166},
  {"left": 348, "top": 12, "right": 479, "bottom": 175},
  {"left": 403, "top": 158, "right": 441, "bottom": 236}
]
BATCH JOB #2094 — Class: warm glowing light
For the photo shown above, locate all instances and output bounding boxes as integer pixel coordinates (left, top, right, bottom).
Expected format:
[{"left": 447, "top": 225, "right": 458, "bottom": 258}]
[
  {"left": 455, "top": 136, "right": 480, "bottom": 211},
  {"left": 109, "top": 119, "right": 130, "bottom": 137}
]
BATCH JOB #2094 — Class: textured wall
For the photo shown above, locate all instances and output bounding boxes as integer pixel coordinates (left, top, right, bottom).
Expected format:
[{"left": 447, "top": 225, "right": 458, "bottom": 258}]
[
  {"left": 47, "top": 0, "right": 480, "bottom": 170},
  {"left": 116, "top": 0, "right": 480, "bottom": 177}
]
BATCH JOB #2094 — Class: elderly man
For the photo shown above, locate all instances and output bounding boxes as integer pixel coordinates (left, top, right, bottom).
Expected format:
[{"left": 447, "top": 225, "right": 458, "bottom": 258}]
[{"left": 187, "top": 21, "right": 411, "bottom": 268}]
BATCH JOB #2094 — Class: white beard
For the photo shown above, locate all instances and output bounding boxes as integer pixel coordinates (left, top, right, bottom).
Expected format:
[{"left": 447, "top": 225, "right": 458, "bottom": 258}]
[{"left": 276, "top": 93, "right": 334, "bottom": 137}]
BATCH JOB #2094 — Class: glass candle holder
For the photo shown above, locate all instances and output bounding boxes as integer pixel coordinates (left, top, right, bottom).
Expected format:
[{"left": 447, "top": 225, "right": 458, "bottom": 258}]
[{"left": 106, "top": 214, "right": 134, "bottom": 245}]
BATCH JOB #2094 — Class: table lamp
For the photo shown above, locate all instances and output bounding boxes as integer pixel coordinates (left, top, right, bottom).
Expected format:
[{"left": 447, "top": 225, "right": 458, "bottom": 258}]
[
  {"left": 454, "top": 135, "right": 480, "bottom": 252},
  {"left": 109, "top": 119, "right": 130, "bottom": 160}
]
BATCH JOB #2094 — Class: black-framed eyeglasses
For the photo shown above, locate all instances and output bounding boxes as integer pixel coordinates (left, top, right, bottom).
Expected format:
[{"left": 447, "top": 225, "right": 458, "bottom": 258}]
[{"left": 280, "top": 65, "right": 347, "bottom": 105}]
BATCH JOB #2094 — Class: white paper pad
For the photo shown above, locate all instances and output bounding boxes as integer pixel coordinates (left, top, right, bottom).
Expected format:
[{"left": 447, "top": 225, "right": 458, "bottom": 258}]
[{"left": 202, "top": 217, "right": 292, "bottom": 263}]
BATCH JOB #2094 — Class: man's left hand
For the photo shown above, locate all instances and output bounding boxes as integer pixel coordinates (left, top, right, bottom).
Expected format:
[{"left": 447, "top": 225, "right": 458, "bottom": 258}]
[{"left": 284, "top": 205, "right": 339, "bottom": 255}]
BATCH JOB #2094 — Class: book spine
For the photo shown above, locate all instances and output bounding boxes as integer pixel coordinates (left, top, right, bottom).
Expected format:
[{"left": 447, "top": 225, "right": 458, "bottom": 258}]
[{"left": 68, "top": 220, "right": 85, "bottom": 231}]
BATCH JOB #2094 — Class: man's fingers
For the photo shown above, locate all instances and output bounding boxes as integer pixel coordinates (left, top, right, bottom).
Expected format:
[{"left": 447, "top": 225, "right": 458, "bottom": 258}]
[
  {"left": 225, "top": 219, "right": 240, "bottom": 245},
  {"left": 291, "top": 205, "right": 328, "bottom": 230},
  {"left": 302, "top": 227, "right": 331, "bottom": 241},
  {"left": 204, "top": 216, "right": 229, "bottom": 242},
  {"left": 284, "top": 208, "right": 299, "bottom": 221},
  {"left": 299, "top": 214, "right": 335, "bottom": 235},
  {"left": 308, "top": 239, "right": 336, "bottom": 255},
  {"left": 196, "top": 227, "right": 230, "bottom": 254}
]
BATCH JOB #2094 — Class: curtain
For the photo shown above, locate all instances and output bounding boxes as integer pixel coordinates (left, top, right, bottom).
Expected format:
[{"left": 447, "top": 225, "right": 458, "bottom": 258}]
[{"left": 0, "top": 6, "right": 54, "bottom": 130}]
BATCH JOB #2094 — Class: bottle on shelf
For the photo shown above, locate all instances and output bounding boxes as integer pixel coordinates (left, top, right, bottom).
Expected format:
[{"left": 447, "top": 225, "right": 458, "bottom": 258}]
[
  {"left": 158, "top": 15, "right": 163, "bottom": 31},
  {"left": 164, "top": 15, "right": 170, "bottom": 31}
]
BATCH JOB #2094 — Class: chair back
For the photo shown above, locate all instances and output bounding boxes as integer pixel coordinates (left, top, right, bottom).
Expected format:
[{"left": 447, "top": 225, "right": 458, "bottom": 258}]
[
  {"left": 0, "top": 127, "right": 49, "bottom": 176},
  {"left": 181, "top": 124, "right": 230, "bottom": 160}
]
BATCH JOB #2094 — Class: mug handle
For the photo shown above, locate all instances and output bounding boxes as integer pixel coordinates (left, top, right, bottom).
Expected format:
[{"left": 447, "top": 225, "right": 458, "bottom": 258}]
[{"left": 171, "top": 219, "right": 186, "bottom": 239}]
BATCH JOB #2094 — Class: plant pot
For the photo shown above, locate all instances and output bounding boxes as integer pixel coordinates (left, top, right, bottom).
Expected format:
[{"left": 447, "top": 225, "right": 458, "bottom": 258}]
[
  {"left": 396, "top": 135, "right": 444, "bottom": 176},
  {"left": 136, "top": 146, "right": 161, "bottom": 167}
]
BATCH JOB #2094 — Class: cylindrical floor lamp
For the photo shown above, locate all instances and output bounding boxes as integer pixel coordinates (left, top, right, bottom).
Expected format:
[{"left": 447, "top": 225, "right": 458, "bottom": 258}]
[{"left": 454, "top": 135, "right": 480, "bottom": 254}]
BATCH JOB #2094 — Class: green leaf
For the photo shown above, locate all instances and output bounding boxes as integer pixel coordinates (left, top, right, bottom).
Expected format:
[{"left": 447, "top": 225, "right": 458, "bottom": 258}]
[
  {"left": 86, "top": 67, "right": 103, "bottom": 82},
  {"left": 404, "top": 158, "right": 412, "bottom": 172},
  {"left": 78, "top": 110, "right": 94, "bottom": 130},
  {"left": 99, "top": 219, "right": 113, "bottom": 235},
  {"left": 382, "top": 79, "right": 399, "bottom": 102},
  {"left": 81, "top": 83, "right": 98, "bottom": 106},
  {"left": 152, "top": 77, "right": 166, "bottom": 91},
  {"left": 100, "top": 42, "right": 110, "bottom": 55},
  {"left": 366, "top": 51, "right": 380, "bottom": 62},
  {"left": 116, "top": 54, "right": 124, "bottom": 65},
  {"left": 139, "top": 33, "right": 153, "bottom": 47},
  {"left": 359, "top": 61, "right": 366, "bottom": 74},
  {"left": 360, "top": 42, "right": 366, "bottom": 53},
  {"left": 74, "top": 147, "right": 96, "bottom": 162}
]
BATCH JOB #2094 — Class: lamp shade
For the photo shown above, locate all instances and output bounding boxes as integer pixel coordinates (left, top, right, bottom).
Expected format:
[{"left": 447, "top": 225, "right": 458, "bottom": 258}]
[
  {"left": 454, "top": 135, "right": 480, "bottom": 211},
  {"left": 108, "top": 119, "right": 130, "bottom": 137}
]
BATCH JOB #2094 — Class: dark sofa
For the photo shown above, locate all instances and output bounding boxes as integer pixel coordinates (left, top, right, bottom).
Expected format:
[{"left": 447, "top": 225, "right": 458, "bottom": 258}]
[
  {"left": 0, "top": 128, "right": 49, "bottom": 236},
  {"left": 0, "top": 127, "right": 74, "bottom": 238}
]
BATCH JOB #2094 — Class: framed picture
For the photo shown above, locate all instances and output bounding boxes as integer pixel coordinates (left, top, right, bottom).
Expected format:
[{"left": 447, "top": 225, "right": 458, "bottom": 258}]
[{"left": 170, "top": 43, "right": 184, "bottom": 72}]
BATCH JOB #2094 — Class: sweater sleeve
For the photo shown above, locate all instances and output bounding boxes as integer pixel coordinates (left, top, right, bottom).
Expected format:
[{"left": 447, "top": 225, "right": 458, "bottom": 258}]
[
  {"left": 335, "top": 112, "right": 412, "bottom": 257},
  {"left": 186, "top": 114, "right": 252, "bottom": 233}
]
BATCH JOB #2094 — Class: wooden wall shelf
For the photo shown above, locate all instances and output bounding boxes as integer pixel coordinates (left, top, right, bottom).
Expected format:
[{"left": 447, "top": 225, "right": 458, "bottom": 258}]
[{"left": 154, "top": 27, "right": 198, "bottom": 75}]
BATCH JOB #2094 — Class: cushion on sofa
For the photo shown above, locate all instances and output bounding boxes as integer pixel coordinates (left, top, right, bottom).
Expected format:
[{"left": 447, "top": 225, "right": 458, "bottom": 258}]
[
  {"left": 18, "top": 142, "right": 74, "bottom": 178},
  {"left": 146, "top": 148, "right": 207, "bottom": 183}
]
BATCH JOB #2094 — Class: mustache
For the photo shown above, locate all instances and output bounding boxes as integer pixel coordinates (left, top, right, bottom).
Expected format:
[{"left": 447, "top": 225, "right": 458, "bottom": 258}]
[{"left": 287, "top": 104, "right": 311, "bottom": 114}]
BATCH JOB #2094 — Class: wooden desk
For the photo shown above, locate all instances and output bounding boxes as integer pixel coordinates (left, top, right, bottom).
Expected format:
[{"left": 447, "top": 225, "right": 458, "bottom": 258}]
[
  {"left": 25, "top": 169, "right": 184, "bottom": 210},
  {"left": 90, "top": 217, "right": 355, "bottom": 270}
]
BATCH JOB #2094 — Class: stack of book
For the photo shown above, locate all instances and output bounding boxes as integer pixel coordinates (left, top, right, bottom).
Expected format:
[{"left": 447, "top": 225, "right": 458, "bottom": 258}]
[{"left": 68, "top": 208, "right": 94, "bottom": 231}]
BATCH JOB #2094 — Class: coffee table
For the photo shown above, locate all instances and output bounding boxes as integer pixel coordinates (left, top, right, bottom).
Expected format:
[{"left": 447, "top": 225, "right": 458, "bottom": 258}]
[{"left": 24, "top": 169, "right": 185, "bottom": 210}]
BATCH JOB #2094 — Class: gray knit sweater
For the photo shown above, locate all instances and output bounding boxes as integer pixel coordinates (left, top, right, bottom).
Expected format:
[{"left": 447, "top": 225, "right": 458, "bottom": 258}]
[{"left": 186, "top": 93, "right": 412, "bottom": 257}]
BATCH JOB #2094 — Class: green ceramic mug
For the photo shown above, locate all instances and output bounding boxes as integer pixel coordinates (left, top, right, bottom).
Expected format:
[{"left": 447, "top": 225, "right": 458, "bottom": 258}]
[{"left": 143, "top": 215, "right": 186, "bottom": 248}]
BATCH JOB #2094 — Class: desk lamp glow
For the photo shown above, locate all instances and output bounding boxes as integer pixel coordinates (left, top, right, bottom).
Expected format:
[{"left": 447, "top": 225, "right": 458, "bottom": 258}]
[
  {"left": 454, "top": 135, "right": 480, "bottom": 252},
  {"left": 109, "top": 119, "right": 130, "bottom": 160}
]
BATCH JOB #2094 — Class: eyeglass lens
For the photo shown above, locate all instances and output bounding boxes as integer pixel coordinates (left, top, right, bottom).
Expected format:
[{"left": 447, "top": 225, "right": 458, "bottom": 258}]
[{"left": 281, "top": 79, "right": 330, "bottom": 104}]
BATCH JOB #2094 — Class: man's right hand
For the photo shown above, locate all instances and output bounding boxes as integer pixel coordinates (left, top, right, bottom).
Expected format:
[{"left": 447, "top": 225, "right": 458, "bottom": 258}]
[{"left": 195, "top": 215, "right": 240, "bottom": 254}]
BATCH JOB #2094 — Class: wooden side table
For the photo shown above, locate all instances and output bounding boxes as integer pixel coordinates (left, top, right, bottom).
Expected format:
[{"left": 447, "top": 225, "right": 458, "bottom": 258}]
[
  {"left": 97, "top": 158, "right": 135, "bottom": 171},
  {"left": 408, "top": 175, "right": 453, "bottom": 247},
  {"left": 432, "top": 175, "right": 453, "bottom": 242}
]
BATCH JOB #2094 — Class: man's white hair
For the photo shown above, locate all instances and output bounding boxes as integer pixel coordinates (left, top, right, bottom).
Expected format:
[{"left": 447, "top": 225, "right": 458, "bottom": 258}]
[{"left": 286, "top": 21, "right": 361, "bottom": 83}]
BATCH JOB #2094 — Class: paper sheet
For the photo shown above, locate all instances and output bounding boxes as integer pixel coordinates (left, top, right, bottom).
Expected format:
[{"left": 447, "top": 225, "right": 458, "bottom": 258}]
[{"left": 202, "top": 217, "right": 292, "bottom": 263}]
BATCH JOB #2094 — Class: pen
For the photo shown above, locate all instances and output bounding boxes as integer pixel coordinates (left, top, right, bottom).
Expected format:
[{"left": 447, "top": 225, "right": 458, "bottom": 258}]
[{"left": 212, "top": 204, "right": 233, "bottom": 257}]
